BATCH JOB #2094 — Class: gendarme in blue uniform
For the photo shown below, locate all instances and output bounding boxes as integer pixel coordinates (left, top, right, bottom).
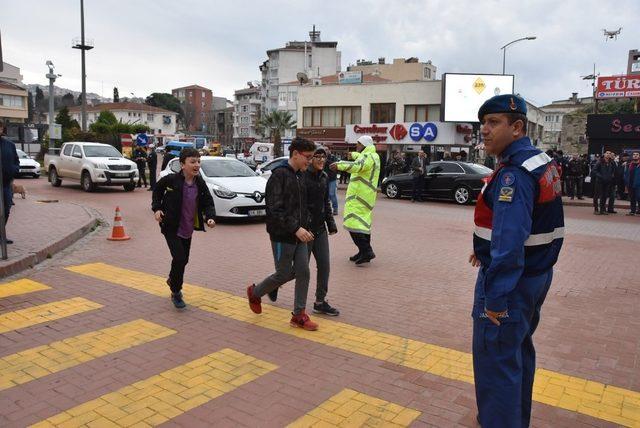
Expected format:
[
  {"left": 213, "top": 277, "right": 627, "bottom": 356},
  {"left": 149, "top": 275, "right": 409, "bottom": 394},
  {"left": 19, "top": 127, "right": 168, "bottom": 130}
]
[{"left": 472, "top": 95, "right": 564, "bottom": 427}]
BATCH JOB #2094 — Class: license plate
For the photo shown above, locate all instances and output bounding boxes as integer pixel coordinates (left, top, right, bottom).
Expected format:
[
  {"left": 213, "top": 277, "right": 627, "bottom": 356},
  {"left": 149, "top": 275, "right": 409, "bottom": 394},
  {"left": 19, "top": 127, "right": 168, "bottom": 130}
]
[
  {"left": 115, "top": 173, "right": 129, "bottom": 178},
  {"left": 248, "top": 209, "right": 266, "bottom": 216}
]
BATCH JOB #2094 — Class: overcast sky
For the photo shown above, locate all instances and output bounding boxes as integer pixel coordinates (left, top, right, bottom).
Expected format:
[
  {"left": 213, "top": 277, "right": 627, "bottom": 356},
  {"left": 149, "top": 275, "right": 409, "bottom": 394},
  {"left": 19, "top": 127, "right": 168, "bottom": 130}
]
[{"left": 2, "top": 0, "right": 638, "bottom": 106}]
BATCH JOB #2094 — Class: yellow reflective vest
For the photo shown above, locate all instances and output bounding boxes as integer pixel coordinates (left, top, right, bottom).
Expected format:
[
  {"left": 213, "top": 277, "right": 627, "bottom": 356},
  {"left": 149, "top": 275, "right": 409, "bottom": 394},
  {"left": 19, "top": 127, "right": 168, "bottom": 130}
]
[{"left": 336, "top": 145, "right": 380, "bottom": 234}]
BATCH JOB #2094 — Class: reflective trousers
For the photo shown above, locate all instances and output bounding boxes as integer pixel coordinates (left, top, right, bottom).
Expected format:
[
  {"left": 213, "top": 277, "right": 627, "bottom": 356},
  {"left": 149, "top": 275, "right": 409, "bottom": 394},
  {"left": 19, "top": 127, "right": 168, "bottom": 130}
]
[{"left": 472, "top": 268, "right": 553, "bottom": 428}]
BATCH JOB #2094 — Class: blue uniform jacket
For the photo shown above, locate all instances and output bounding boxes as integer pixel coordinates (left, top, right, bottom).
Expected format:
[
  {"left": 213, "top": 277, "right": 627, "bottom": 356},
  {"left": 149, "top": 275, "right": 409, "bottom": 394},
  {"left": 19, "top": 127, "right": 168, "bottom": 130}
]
[{"left": 474, "top": 137, "right": 564, "bottom": 312}]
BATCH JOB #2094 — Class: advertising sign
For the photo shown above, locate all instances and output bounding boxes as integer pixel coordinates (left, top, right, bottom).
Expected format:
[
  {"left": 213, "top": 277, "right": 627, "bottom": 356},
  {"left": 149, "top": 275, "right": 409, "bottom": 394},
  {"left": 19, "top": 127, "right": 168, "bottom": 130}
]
[
  {"left": 338, "top": 71, "right": 363, "bottom": 84},
  {"left": 442, "top": 73, "right": 515, "bottom": 122},
  {"left": 596, "top": 75, "right": 640, "bottom": 99},
  {"left": 345, "top": 122, "right": 471, "bottom": 146},
  {"left": 51, "top": 124, "right": 62, "bottom": 140},
  {"left": 587, "top": 114, "right": 640, "bottom": 140}
]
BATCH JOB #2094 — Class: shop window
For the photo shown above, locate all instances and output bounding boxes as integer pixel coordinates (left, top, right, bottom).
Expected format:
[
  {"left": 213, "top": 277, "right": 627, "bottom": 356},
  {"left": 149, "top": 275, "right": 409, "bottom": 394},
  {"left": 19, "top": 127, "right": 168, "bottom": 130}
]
[
  {"left": 370, "top": 103, "right": 395, "bottom": 123},
  {"left": 303, "top": 106, "right": 362, "bottom": 127}
]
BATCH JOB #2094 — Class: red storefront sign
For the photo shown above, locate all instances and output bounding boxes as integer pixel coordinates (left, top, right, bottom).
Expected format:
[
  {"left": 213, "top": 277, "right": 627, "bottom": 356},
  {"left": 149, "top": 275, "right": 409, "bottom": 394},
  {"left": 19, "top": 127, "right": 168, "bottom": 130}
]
[{"left": 596, "top": 75, "right": 640, "bottom": 99}]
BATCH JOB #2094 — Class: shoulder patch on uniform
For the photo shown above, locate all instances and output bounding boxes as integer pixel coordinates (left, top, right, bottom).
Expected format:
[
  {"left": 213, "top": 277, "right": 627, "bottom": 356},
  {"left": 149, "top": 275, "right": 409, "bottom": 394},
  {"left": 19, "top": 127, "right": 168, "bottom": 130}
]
[
  {"left": 500, "top": 172, "right": 516, "bottom": 186},
  {"left": 498, "top": 186, "right": 514, "bottom": 202}
]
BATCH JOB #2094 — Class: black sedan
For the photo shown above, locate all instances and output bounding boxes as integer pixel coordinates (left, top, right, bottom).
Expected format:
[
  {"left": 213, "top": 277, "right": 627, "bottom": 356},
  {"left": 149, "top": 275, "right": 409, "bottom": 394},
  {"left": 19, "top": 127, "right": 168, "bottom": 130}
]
[{"left": 381, "top": 161, "right": 492, "bottom": 204}]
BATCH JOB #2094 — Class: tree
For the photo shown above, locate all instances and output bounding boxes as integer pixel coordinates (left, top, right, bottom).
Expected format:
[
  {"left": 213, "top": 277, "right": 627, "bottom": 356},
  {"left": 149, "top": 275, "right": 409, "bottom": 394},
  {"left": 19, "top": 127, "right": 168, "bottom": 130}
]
[
  {"left": 35, "top": 87, "right": 46, "bottom": 119},
  {"left": 89, "top": 109, "right": 151, "bottom": 151},
  {"left": 579, "top": 99, "right": 637, "bottom": 114},
  {"left": 258, "top": 110, "right": 296, "bottom": 157},
  {"left": 113, "top": 87, "right": 120, "bottom": 103},
  {"left": 54, "top": 106, "right": 81, "bottom": 143},
  {"left": 61, "top": 92, "right": 75, "bottom": 108},
  {"left": 145, "top": 92, "right": 183, "bottom": 119},
  {"left": 27, "top": 91, "right": 35, "bottom": 123}
]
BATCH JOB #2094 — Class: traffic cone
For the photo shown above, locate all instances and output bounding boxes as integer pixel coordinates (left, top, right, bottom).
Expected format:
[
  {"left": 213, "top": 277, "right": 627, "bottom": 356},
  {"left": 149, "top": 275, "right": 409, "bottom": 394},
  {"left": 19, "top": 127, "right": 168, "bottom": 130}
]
[{"left": 107, "top": 206, "right": 130, "bottom": 241}]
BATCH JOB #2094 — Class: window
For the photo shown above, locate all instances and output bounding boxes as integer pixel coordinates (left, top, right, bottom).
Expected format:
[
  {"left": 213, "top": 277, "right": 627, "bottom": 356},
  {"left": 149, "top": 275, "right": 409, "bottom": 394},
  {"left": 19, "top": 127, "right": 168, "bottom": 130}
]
[
  {"left": 279, "top": 92, "right": 287, "bottom": 102},
  {"left": 308, "top": 55, "right": 312, "bottom": 69},
  {"left": 429, "top": 162, "right": 464, "bottom": 174},
  {"left": 201, "top": 101, "right": 205, "bottom": 108},
  {"left": 404, "top": 105, "right": 428, "bottom": 122},
  {"left": 147, "top": 114, "right": 154, "bottom": 121},
  {"left": 188, "top": 91, "right": 193, "bottom": 97},
  {"left": 424, "top": 67, "right": 431, "bottom": 79},
  {"left": 63, "top": 144, "right": 73, "bottom": 156},
  {"left": 128, "top": 112, "right": 132, "bottom": 117},
  {"left": 0, "top": 95, "right": 24, "bottom": 107},
  {"left": 302, "top": 106, "right": 362, "bottom": 127},
  {"left": 288, "top": 92, "right": 296, "bottom": 102},
  {"left": 202, "top": 91, "right": 205, "bottom": 97},
  {"left": 72, "top": 145, "right": 83, "bottom": 158},
  {"left": 241, "top": 116, "right": 249, "bottom": 123},
  {"left": 163, "top": 115, "right": 172, "bottom": 124},
  {"left": 240, "top": 128, "right": 249, "bottom": 136},
  {"left": 242, "top": 105, "right": 248, "bottom": 113},
  {"left": 370, "top": 103, "right": 395, "bottom": 123}
]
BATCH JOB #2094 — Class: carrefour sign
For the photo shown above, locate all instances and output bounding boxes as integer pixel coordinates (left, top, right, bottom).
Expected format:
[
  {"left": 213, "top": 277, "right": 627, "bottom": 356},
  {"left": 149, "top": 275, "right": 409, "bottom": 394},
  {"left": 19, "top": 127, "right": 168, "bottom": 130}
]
[{"left": 346, "top": 121, "right": 468, "bottom": 146}]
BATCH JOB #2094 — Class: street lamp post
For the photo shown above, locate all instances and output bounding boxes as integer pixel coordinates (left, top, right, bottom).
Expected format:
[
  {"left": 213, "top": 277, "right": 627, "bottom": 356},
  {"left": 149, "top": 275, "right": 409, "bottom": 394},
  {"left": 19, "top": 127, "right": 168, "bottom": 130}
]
[
  {"left": 501, "top": 36, "right": 536, "bottom": 74},
  {"left": 72, "top": 0, "right": 94, "bottom": 131}
]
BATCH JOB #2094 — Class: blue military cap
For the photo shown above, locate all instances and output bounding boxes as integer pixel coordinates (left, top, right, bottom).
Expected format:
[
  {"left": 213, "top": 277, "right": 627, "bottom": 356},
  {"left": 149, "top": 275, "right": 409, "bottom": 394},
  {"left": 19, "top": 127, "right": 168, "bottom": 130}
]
[{"left": 478, "top": 94, "right": 527, "bottom": 122}]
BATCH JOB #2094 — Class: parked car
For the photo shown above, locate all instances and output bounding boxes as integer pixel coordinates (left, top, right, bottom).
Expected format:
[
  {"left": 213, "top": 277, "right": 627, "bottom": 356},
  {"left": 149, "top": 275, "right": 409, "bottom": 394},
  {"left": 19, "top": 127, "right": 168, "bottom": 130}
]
[
  {"left": 44, "top": 142, "right": 139, "bottom": 192},
  {"left": 160, "top": 156, "right": 267, "bottom": 218},
  {"left": 16, "top": 149, "right": 40, "bottom": 178},
  {"left": 255, "top": 156, "right": 288, "bottom": 179},
  {"left": 381, "top": 161, "right": 492, "bottom": 204}
]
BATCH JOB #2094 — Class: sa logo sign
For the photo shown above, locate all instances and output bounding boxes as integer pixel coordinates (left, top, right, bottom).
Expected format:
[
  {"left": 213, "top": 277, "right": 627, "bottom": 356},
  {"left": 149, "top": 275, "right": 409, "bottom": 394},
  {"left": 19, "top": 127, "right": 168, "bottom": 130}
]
[{"left": 409, "top": 123, "right": 438, "bottom": 142}]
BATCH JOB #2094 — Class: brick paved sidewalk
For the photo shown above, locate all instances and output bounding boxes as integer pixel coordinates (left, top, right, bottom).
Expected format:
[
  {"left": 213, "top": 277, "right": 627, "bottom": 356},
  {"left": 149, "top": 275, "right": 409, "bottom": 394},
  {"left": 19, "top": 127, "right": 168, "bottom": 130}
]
[{"left": 0, "top": 183, "right": 100, "bottom": 278}]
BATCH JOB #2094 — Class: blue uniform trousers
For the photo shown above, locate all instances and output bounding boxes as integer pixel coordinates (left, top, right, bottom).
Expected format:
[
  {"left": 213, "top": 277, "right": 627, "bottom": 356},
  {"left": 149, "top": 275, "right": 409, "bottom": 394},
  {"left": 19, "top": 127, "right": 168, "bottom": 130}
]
[{"left": 472, "top": 268, "right": 553, "bottom": 428}]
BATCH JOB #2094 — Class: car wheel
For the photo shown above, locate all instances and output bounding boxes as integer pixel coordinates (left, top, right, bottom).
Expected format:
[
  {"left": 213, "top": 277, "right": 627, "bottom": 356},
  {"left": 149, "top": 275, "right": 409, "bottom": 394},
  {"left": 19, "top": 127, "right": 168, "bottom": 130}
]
[
  {"left": 453, "top": 185, "right": 471, "bottom": 205},
  {"left": 49, "top": 167, "right": 62, "bottom": 187},
  {"left": 385, "top": 182, "right": 401, "bottom": 199},
  {"left": 123, "top": 183, "right": 136, "bottom": 192},
  {"left": 81, "top": 171, "right": 95, "bottom": 192}
]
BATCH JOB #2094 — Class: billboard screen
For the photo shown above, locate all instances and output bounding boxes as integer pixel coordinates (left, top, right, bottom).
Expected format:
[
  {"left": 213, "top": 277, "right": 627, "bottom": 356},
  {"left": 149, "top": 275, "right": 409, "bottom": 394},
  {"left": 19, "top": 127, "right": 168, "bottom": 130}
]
[
  {"left": 442, "top": 73, "right": 515, "bottom": 122},
  {"left": 596, "top": 75, "right": 640, "bottom": 99}
]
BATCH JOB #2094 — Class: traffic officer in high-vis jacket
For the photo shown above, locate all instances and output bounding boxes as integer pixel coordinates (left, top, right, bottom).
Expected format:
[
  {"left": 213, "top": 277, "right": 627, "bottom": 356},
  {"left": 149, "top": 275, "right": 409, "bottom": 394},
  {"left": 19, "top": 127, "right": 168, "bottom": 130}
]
[
  {"left": 469, "top": 95, "right": 564, "bottom": 427},
  {"left": 329, "top": 135, "right": 380, "bottom": 264}
]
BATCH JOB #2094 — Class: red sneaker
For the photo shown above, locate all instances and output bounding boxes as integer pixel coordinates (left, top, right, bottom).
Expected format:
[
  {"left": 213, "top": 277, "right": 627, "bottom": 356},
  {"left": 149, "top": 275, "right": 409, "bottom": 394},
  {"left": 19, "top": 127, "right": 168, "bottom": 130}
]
[
  {"left": 290, "top": 310, "right": 318, "bottom": 331},
  {"left": 247, "top": 284, "right": 262, "bottom": 314}
]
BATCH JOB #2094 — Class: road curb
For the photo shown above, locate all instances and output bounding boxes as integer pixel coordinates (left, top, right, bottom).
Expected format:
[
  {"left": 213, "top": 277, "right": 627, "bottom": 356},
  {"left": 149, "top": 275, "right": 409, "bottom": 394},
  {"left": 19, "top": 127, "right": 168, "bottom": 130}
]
[{"left": 0, "top": 204, "right": 101, "bottom": 279}]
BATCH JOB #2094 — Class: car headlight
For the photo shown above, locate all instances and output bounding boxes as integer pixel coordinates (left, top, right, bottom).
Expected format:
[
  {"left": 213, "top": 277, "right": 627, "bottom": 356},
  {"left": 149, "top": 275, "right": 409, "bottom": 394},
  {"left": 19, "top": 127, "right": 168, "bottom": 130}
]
[
  {"left": 93, "top": 162, "right": 108, "bottom": 170},
  {"left": 381, "top": 177, "right": 388, "bottom": 184},
  {"left": 211, "top": 184, "right": 237, "bottom": 199}
]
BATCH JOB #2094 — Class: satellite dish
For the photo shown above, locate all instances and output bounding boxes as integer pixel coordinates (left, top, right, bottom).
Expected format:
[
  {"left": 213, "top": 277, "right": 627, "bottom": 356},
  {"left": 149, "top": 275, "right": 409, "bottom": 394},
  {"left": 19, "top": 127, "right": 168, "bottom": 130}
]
[{"left": 297, "top": 72, "right": 309, "bottom": 85}]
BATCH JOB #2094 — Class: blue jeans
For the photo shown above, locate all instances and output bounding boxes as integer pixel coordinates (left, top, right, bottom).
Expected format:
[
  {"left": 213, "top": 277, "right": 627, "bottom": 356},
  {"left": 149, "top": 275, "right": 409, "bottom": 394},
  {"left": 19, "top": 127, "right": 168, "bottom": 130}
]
[{"left": 328, "top": 180, "right": 338, "bottom": 213}]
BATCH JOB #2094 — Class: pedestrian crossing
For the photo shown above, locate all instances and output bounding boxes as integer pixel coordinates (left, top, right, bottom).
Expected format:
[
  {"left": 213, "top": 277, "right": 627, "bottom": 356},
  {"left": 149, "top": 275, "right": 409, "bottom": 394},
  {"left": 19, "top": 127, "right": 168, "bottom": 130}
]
[
  {"left": 0, "top": 279, "right": 50, "bottom": 298},
  {"left": 0, "top": 297, "right": 102, "bottom": 334},
  {"left": 0, "top": 319, "right": 175, "bottom": 392},
  {"left": 31, "top": 348, "right": 277, "bottom": 427},
  {"left": 66, "top": 262, "right": 640, "bottom": 427},
  {"left": 287, "top": 388, "right": 421, "bottom": 427}
]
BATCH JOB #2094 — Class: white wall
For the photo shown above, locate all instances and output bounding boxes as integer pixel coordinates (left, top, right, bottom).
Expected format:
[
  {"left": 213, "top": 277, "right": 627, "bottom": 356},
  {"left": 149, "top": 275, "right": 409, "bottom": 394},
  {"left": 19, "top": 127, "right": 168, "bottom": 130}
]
[
  {"left": 297, "top": 80, "right": 442, "bottom": 124},
  {"left": 70, "top": 110, "right": 177, "bottom": 134}
]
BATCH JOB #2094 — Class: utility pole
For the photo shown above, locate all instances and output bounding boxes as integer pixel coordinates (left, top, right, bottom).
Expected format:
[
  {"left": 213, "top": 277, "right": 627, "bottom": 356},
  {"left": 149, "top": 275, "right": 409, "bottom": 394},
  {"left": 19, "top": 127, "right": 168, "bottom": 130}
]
[
  {"left": 72, "top": 0, "right": 94, "bottom": 131},
  {"left": 46, "top": 61, "right": 58, "bottom": 148}
]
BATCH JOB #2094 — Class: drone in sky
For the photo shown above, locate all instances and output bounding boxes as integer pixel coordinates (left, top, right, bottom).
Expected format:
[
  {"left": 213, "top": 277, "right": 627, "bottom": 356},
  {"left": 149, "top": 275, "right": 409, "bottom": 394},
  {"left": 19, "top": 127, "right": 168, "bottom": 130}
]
[{"left": 603, "top": 27, "right": 622, "bottom": 41}]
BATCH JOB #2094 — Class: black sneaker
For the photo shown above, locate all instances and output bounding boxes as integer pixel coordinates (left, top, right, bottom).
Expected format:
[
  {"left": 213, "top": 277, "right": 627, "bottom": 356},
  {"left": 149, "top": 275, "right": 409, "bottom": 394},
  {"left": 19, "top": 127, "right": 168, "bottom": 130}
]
[
  {"left": 607, "top": 210, "right": 617, "bottom": 214},
  {"left": 313, "top": 301, "right": 340, "bottom": 316},
  {"left": 349, "top": 253, "right": 361, "bottom": 262},
  {"left": 268, "top": 287, "right": 279, "bottom": 302},
  {"left": 171, "top": 292, "right": 186, "bottom": 309},
  {"left": 355, "top": 252, "right": 376, "bottom": 265}
]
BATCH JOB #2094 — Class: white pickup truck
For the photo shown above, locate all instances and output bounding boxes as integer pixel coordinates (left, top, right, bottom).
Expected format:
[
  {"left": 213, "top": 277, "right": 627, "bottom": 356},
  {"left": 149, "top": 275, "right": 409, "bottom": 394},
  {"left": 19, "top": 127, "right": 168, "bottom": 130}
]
[{"left": 44, "top": 142, "right": 139, "bottom": 192}]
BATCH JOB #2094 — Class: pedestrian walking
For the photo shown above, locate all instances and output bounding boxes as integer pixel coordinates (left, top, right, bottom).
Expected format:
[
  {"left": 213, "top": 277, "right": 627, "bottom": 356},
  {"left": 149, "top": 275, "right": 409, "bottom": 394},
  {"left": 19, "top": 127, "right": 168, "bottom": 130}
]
[
  {"left": 147, "top": 144, "right": 158, "bottom": 191},
  {"left": 410, "top": 150, "right": 428, "bottom": 202},
  {"left": 0, "top": 122, "right": 19, "bottom": 245},
  {"left": 386, "top": 150, "right": 406, "bottom": 177},
  {"left": 151, "top": 148, "right": 216, "bottom": 309},
  {"left": 469, "top": 94, "right": 564, "bottom": 427},
  {"left": 566, "top": 154, "right": 585, "bottom": 200},
  {"left": 592, "top": 151, "right": 616, "bottom": 214},
  {"left": 133, "top": 146, "right": 148, "bottom": 188},
  {"left": 246, "top": 137, "right": 319, "bottom": 331},
  {"left": 323, "top": 147, "right": 339, "bottom": 215},
  {"left": 330, "top": 135, "right": 381, "bottom": 265},
  {"left": 616, "top": 152, "right": 629, "bottom": 200},
  {"left": 269, "top": 147, "right": 340, "bottom": 315},
  {"left": 624, "top": 151, "right": 640, "bottom": 215}
]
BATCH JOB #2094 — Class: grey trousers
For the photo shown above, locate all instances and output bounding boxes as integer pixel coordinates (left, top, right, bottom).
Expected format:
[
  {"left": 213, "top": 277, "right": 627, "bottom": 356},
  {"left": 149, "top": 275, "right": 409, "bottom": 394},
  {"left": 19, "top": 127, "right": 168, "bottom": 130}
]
[
  {"left": 254, "top": 241, "right": 310, "bottom": 314},
  {"left": 308, "top": 230, "right": 330, "bottom": 302}
]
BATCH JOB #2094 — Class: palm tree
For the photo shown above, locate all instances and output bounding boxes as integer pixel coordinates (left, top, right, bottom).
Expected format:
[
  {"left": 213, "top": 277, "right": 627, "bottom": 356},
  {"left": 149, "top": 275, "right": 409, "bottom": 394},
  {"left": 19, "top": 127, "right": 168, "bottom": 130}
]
[{"left": 258, "top": 110, "right": 296, "bottom": 157}]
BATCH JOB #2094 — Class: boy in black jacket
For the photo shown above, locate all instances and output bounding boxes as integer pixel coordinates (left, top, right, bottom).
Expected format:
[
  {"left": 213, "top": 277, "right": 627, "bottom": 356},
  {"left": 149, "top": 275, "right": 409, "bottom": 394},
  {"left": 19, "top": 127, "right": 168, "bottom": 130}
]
[
  {"left": 246, "top": 137, "right": 319, "bottom": 331},
  {"left": 152, "top": 148, "right": 216, "bottom": 308},
  {"left": 269, "top": 147, "right": 340, "bottom": 315}
]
